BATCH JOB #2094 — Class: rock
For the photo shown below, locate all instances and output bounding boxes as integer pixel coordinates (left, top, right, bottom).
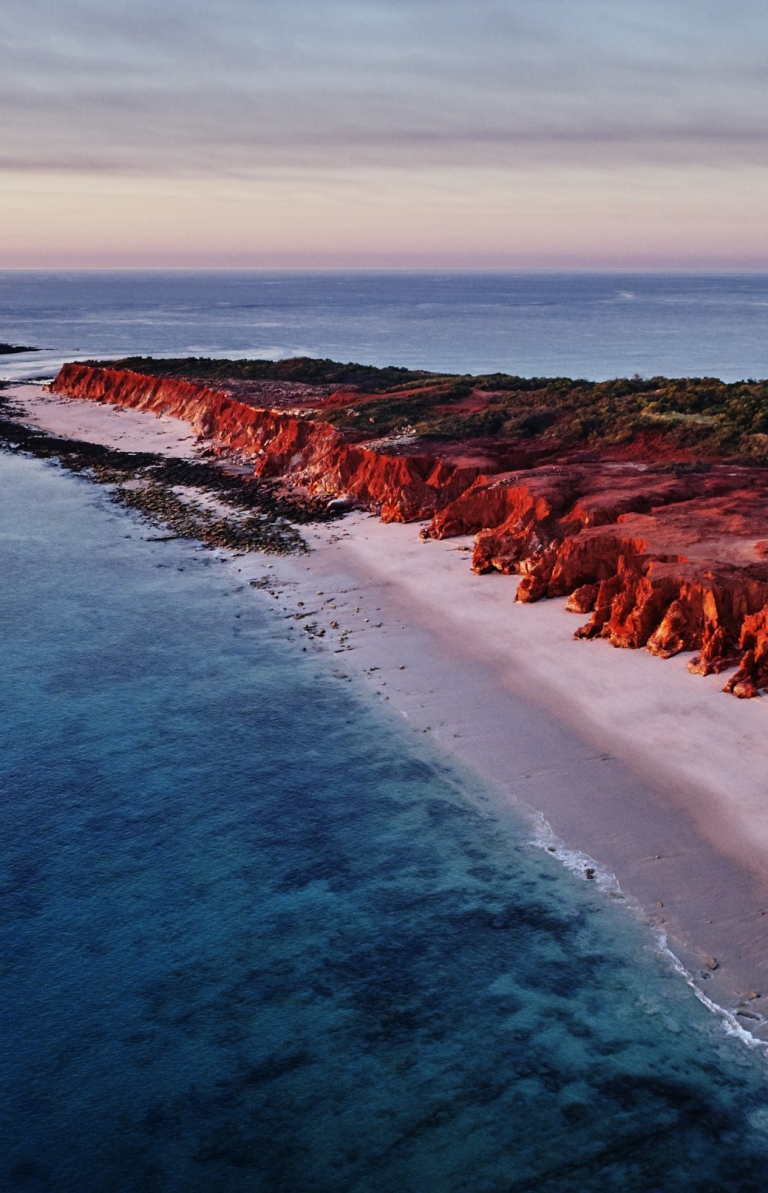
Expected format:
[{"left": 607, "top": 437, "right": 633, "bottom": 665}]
[
  {"left": 566, "top": 583, "right": 599, "bottom": 614},
  {"left": 52, "top": 364, "right": 490, "bottom": 524},
  {"left": 51, "top": 362, "right": 768, "bottom": 701}
]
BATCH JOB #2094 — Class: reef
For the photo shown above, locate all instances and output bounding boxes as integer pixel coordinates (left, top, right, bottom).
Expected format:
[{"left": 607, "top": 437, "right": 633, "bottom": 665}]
[{"left": 50, "top": 357, "right": 768, "bottom": 697}]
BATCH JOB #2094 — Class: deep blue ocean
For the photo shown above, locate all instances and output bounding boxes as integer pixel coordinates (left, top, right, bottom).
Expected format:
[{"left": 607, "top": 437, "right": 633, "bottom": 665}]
[
  {"left": 5, "top": 273, "right": 768, "bottom": 1190},
  {"left": 3, "top": 269, "right": 768, "bottom": 383}
]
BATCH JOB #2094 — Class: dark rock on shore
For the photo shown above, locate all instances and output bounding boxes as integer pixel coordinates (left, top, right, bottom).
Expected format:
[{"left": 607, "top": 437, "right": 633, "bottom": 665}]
[{"left": 0, "top": 391, "right": 344, "bottom": 555}]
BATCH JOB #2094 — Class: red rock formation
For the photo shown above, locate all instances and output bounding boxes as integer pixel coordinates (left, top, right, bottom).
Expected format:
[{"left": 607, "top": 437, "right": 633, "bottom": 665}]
[
  {"left": 565, "top": 583, "right": 599, "bottom": 614},
  {"left": 51, "top": 362, "right": 768, "bottom": 697},
  {"left": 721, "top": 607, "right": 768, "bottom": 697},
  {"left": 520, "top": 499, "right": 768, "bottom": 694},
  {"left": 52, "top": 364, "right": 486, "bottom": 523}
]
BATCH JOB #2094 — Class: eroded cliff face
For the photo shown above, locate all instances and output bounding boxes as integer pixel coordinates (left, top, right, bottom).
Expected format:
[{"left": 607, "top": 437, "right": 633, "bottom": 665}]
[
  {"left": 424, "top": 465, "right": 768, "bottom": 696},
  {"left": 52, "top": 362, "right": 768, "bottom": 697},
  {"left": 51, "top": 364, "right": 487, "bottom": 523}
]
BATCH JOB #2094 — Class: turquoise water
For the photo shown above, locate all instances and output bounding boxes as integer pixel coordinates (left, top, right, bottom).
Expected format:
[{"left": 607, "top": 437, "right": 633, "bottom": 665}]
[
  {"left": 3, "top": 270, "right": 768, "bottom": 383},
  {"left": 4, "top": 453, "right": 768, "bottom": 1191}
]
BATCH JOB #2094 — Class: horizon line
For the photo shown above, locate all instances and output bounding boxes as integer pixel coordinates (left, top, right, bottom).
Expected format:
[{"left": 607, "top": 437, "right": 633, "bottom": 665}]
[{"left": 5, "top": 264, "right": 768, "bottom": 275}]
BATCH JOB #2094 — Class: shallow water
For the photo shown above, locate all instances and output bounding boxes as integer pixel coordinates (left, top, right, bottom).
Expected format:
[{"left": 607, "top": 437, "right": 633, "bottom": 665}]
[
  {"left": 3, "top": 270, "right": 768, "bottom": 383},
  {"left": 3, "top": 453, "right": 768, "bottom": 1192}
]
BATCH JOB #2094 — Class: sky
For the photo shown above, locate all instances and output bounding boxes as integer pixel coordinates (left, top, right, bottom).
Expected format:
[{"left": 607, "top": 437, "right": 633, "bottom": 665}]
[{"left": 2, "top": 0, "right": 768, "bottom": 268}]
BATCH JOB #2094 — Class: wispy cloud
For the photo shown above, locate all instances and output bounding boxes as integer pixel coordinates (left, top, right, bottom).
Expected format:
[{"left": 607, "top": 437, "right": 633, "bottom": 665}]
[{"left": 4, "top": 0, "right": 768, "bottom": 174}]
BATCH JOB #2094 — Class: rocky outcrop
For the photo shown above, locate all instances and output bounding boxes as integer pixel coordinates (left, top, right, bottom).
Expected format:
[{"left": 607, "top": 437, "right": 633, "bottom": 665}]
[
  {"left": 721, "top": 608, "right": 768, "bottom": 698},
  {"left": 51, "top": 362, "right": 768, "bottom": 697},
  {"left": 423, "top": 460, "right": 768, "bottom": 695},
  {"left": 51, "top": 364, "right": 486, "bottom": 523}
]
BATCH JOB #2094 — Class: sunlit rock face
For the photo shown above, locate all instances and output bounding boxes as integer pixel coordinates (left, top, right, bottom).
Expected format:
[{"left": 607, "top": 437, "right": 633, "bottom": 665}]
[{"left": 53, "top": 360, "right": 768, "bottom": 696}]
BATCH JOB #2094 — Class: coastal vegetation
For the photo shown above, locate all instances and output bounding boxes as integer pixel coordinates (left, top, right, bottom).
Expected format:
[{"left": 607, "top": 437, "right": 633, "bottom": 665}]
[
  {"left": 101, "top": 355, "right": 768, "bottom": 463},
  {"left": 103, "top": 354, "right": 439, "bottom": 393},
  {"left": 310, "top": 372, "right": 768, "bottom": 462}
]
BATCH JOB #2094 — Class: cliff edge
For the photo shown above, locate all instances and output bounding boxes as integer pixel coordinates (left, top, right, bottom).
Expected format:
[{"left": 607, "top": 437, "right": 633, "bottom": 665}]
[{"left": 51, "top": 357, "right": 768, "bottom": 698}]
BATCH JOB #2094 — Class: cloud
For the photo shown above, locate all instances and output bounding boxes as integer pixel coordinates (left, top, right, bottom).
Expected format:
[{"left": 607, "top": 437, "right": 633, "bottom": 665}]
[{"left": 3, "top": 0, "right": 768, "bottom": 174}]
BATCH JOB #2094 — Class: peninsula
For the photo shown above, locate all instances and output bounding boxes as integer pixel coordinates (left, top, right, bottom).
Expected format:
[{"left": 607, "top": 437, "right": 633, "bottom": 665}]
[
  {"left": 50, "top": 356, "right": 768, "bottom": 699},
  {"left": 7, "top": 356, "right": 768, "bottom": 1019}
]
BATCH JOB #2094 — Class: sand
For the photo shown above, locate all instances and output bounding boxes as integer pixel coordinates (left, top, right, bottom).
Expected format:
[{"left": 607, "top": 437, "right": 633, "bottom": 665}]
[
  {"left": 242, "top": 519, "right": 768, "bottom": 1031},
  {"left": 8, "top": 383, "right": 768, "bottom": 1033},
  {"left": 5, "top": 384, "right": 201, "bottom": 458}
]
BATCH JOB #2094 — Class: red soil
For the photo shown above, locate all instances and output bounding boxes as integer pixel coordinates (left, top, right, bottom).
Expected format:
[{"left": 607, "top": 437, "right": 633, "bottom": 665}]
[{"left": 52, "top": 363, "right": 768, "bottom": 697}]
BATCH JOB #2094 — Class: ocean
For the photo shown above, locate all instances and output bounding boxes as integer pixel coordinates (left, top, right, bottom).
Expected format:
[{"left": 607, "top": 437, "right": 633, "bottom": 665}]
[
  {"left": 4, "top": 272, "right": 768, "bottom": 1191},
  {"left": 3, "top": 269, "right": 768, "bottom": 384}
]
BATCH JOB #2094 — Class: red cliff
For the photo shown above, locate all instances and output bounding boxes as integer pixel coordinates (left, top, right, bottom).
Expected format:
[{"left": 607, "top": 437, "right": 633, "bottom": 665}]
[
  {"left": 52, "top": 363, "right": 486, "bottom": 523},
  {"left": 51, "top": 362, "right": 768, "bottom": 697},
  {"left": 425, "top": 466, "right": 768, "bottom": 695}
]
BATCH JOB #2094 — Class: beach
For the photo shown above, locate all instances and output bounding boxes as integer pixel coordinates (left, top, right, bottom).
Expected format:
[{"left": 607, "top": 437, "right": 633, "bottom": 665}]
[
  {"left": 5, "top": 383, "right": 201, "bottom": 457},
  {"left": 9, "top": 381, "right": 768, "bottom": 1033},
  {"left": 269, "top": 518, "right": 768, "bottom": 1025}
]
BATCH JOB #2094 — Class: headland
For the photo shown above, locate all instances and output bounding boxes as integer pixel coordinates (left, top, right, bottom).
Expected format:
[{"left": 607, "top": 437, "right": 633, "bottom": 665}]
[
  {"left": 5, "top": 357, "right": 768, "bottom": 1033},
  {"left": 48, "top": 355, "right": 768, "bottom": 700}
]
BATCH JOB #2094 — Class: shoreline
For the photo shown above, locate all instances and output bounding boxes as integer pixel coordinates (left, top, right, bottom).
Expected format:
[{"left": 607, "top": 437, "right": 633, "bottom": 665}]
[
  {"left": 7, "top": 383, "right": 768, "bottom": 1035},
  {"left": 252, "top": 517, "right": 768, "bottom": 1034}
]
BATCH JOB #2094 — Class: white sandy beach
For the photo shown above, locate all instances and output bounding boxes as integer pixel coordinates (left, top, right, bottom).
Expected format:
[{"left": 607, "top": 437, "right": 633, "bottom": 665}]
[
  {"left": 9, "top": 383, "right": 768, "bottom": 1027},
  {"left": 6, "top": 384, "right": 201, "bottom": 458},
  {"left": 255, "top": 518, "right": 768, "bottom": 1027}
]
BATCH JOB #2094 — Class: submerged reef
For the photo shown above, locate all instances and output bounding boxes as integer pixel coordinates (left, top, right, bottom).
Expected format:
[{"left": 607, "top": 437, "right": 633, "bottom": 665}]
[{"left": 51, "top": 357, "right": 768, "bottom": 697}]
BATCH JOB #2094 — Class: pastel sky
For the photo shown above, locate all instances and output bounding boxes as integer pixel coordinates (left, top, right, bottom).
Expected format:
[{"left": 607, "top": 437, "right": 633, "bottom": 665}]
[{"left": 3, "top": 0, "right": 768, "bottom": 267}]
